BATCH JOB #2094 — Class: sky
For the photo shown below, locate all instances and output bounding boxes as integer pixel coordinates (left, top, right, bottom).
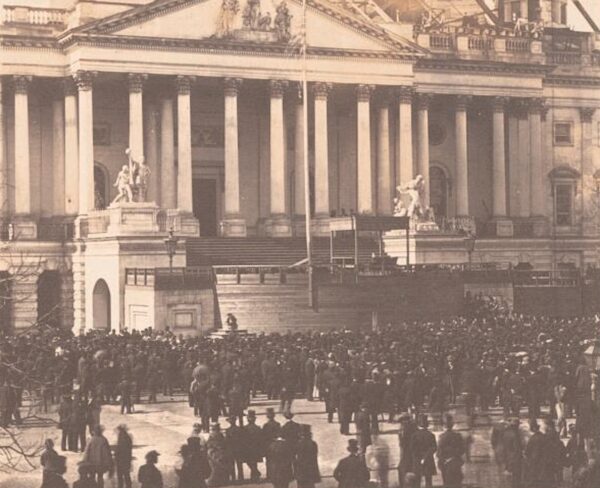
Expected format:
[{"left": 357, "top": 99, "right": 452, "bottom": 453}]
[{"left": 569, "top": 0, "right": 600, "bottom": 32}]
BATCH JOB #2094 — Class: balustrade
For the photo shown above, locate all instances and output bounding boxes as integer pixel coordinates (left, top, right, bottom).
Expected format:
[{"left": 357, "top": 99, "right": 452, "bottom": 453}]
[{"left": 1, "top": 6, "right": 66, "bottom": 26}]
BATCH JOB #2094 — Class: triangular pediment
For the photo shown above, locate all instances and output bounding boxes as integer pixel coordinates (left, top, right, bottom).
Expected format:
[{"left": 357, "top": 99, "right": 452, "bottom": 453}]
[{"left": 72, "top": 0, "right": 422, "bottom": 56}]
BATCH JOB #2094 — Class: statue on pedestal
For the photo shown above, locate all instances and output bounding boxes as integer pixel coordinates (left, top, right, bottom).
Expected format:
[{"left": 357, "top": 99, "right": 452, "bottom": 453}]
[
  {"left": 216, "top": 0, "right": 240, "bottom": 38},
  {"left": 396, "top": 175, "right": 436, "bottom": 226},
  {"left": 111, "top": 148, "right": 150, "bottom": 205},
  {"left": 111, "top": 165, "right": 133, "bottom": 205}
]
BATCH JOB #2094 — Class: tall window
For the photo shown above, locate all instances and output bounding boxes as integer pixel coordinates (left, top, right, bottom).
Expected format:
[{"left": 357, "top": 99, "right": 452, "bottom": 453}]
[{"left": 554, "top": 184, "right": 572, "bottom": 226}]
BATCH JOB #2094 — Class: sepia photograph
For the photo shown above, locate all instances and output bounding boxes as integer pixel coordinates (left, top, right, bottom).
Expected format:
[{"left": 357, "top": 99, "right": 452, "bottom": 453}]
[{"left": 1, "top": 0, "right": 600, "bottom": 487}]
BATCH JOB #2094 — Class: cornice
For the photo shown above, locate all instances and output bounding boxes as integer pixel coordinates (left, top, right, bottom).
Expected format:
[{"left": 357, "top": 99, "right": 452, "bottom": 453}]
[
  {"left": 0, "top": 35, "right": 60, "bottom": 50},
  {"left": 544, "top": 75, "right": 600, "bottom": 87},
  {"left": 415, "top": 58, "right": 552, "bottom": 76},
  {"left": 58, "top": 32, "right": 416, "bottom": 61}
]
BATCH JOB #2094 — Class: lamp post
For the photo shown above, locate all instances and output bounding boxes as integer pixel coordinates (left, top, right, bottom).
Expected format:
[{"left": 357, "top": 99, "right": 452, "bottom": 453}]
[
  {"left": 164, "top": 227, "right": 178, "bottom": 272},
  {"left": 463, "top": 232, "right": 476, "bottom": 270}
]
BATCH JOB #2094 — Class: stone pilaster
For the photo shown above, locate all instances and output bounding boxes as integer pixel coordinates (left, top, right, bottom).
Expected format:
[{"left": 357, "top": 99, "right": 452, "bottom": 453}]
[
  {"left": 529, "top": 98, "right": 546, "bottom": 224},
  {"left": 222, "top": 77, "right": 246, "bottom": 236},
  {"left": 128, "top": 73, "right": 147, "bottom": 163},
  {"left": 145, "top": 102, "right": 159, "bottom": 203},
  {"left": 357, "top": 84, "right": 375, "bottom": 214},
  {"left": 376, "top": 90, "right": 392, "bottom": 215},
  {"left": 416, "top": 93, "right": 432, "bottom": 208},
  {"left": 160, "top": 97, "right": 176, "bottom": 209},
  {"left": 13, "top": 75, "right": 32, "bottom": 216},
  {"left": 397, "top": 86, "right": 414, "bottom": 187},
  {"left": 455, "top": 95, "right": 471, "bottom": 217},
  {"left": 491, "top": 96, "right": 513, "bottom": 236},
  {"left": 74, "top": 70, "right": 95, "bottom": 215},
  {"left": 52, "top": 82, "right": 65, "bottom": 216},
  {"left": 64, "top": 78, "right": 79, "bottom": 216}
]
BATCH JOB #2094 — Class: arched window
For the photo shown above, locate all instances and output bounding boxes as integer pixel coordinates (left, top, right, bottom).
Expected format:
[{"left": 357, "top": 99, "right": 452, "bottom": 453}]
[
  {"left": 92, "top": 279, "right": 111, "bottom": 330},
  {"left": 94, "top": 163, "right": 109, "bottom": 210},
  {"left": 430, "top": 165, "right": 449, "bottom": 219}
]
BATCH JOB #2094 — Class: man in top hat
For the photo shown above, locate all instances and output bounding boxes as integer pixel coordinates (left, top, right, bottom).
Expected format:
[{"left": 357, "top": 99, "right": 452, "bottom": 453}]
[
  {"left": 243, "top": 409, "right": 263, "bottom": 481},
  {"left": 138, "top": 450, "right": 163, "bottom": 488},
  {"left": 397, "top": 412, "right": 416, "bottom": 488},
  {"left": 437, "top": 415, "right": 465, "bottom": 488},
  {"left": 333, "top": 439, "right": 369, "bottom": 488},
  {"left": 411, "top": 414, "right": 437, "bottom": 488},
  {"left": 115, "top": 424, "right": 133, "bottom": 488},
  {"left": 294, "top": 425, "right": 321, "bottom": 488},
  {"left": 225, "top": 416, "right": 246, "bottom": 481},
  {"left": 266, "top": 431, "right": 295, "bottom": 488},
  {"left": 502, "top": 417, "right": 523, "bottom": 488},
  {"left": 207, "top": 422, "right": 230, "bottom": 487},
  {"left": 280, "top": 411, "right": 301, "bottom": 452}
]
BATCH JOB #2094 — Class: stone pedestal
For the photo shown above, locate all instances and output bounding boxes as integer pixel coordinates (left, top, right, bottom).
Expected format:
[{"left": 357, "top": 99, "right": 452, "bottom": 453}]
[
  {"left": 264, "top": 215, "right": 292, "bottom": 237},
  {"left": 10, "top": 218, "right": 37, "bottom": 240},
  {"left": 221, "top": 215, "right": 247, "bottom": 237},
  {"left": 492, "top": 219, "right": 514, "bottom": 237},
  {"left": 107, "top": 202, "right": 160, "bottom": 235}
]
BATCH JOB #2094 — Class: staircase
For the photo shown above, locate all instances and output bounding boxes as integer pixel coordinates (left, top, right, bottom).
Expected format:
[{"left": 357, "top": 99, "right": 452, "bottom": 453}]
[{"left": 186, "top": 237, "right": 378, "bottom": 267}]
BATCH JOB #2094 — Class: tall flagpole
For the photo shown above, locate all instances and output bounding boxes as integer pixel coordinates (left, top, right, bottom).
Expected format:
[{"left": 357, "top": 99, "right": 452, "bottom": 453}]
[{"left": 301, "top": 0, "right": 314, "bottom": 309}]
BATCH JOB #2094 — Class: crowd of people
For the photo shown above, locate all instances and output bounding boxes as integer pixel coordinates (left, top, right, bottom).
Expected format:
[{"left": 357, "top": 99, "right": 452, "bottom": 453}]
[{"left": 0, "top": 295, "right": 599, "bottom": 487}]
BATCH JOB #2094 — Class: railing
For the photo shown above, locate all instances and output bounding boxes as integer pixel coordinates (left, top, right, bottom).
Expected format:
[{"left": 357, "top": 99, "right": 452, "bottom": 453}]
[
  {"left": 37, "top": 221, "right": 74, "bottom": 241},
  {"left": 513, "top": 269, "right": 580, "bottom": 287},
  {"left": 126, "top": 267, "right": 214, "bottom": 290},
  {"left": 506, "top": 38, "right": 530, "bottom": 52},
  {"left": 429, "top": 33, "right": 454, "bottom": 50},
  {"left": 1, "top": 5, "right": 66, "bottom": 26},
  {"left": 468, "top": 36, "right": 493, "bottom": 51},
  {"left": 547, "top": 52, "right": 582, "bottom": 65}
]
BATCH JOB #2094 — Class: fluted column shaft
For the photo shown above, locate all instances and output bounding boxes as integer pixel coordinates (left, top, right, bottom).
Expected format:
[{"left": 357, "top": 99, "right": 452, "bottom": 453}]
[
  {"left": 377, "top": 95, "right": 391, "bottom": 215},
  {"left": 75, "top": 71, "right": 95, "bottom": 214},
  {"left": 416, "top": 94, "right": 431, "bottom": 208},
  {"left": 52, "top": 86, "right": 65, "bottom": 216},
  {"left": 145, "top": 103, "right": 159, "bottom": 203},
  {"left": 492, "top": 97, "right": 508, "bottom": 217},
  {"left": 397, "top": 87, "right": 414, "bottom": 186},
  {"left": 293, "top": 92, "right": 305, "bottom": 217},
  {"left": 224, "top": 78, "right": 242, "bottom": 217},
  {"left": 529, "top": 99, "right": 544, "bottom": 216},
  {"left": 64, "top": 79, "right": 79, "bottom": 215},
  {"left": 14, "top": 76, "right": 31, "bottom": 215},
  {"left": 455, "top": 96, "right": 470, "bottom": 216},
  {"left": 128, "top": 74, "right": 146, "bottom": 162},
  {"left": 176, "top": 76, "right": 194, "bottom": 213},
  {"left": 269, "top": 80, "right": 287, "bottom": 216},
  {"left": 160, "top": 98, "right": 176, "bottom": 209},
  {"left": 314, "top": 82, "right": 331, "bottom": 216},
  {"left": 357, "top": 84, "right": 374, "bottom": 214}
]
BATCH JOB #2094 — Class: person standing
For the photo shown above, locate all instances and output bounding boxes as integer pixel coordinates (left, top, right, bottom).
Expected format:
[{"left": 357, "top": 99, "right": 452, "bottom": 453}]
[
  {"left": 114, "top": 424, "right": 133, "bottom": 488},
  {"left": 523, "top": 420, "right": 547, "bottom": 488},
  {"left": 502, "top": 417, "right": 524, "bottom": 488},
  {"left": 207, "top": 423, "right": 230, "bottom": 487},
  {"left": 337, "top": 379, "right": 354, "bottom": 436},
  {"left": 397, "top": 413, "right": 416, "bottom": 488},
  {"left": 280, "top": 412, "right": 301, "bottom": 452},
  {"left": 83, "top": 425, "right": 114, "bottom": 488},
  {"left": 437, "top": 415, "right": 465, "bottom": 488},
  {"left": 294, "top": 425, "right": 321, "bottom": 488},
  {"left": 263, "top": 408, "right": 281, "bottom": 444},
  {"left": 176, "top": 443, "right": 211, "bottom": 488},
  {"left": 411, "top": 414, "right": 437, "bottom": 488},
  {"left": 266, "top": 433, "right": 295, "bottom": 488},
  {"left": 243, "top": 409, "right": 264, "bottom": 481},
  {"left": 333, "top": 439, "right": 370, "bottom": 488},
  {"left": 355, "top": 403, "right": 372, "bottom": 454},
  {"left": 70, "top": 395, "right": 88, "bottom": 452},
  {"left": 118, "top": 376, "right": 133, "bottom": 415},
  {"left": 138, "top": 450, "right": 163, "bottom": 488},
  {"left": 40, "top": 439, "right": 67, "bottom": 488},
  {"left": 57, "top": 394, "right": 73, "bottom": 451},
  {"left": 225, "top": 416, "right": 246, "bottom": 482}
]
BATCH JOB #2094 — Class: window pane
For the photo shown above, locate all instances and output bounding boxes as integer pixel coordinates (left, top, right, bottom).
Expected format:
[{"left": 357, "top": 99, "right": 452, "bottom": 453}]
[
  {"left": 555, "top": 184, "right": 572, "bottom": 226},
  {"left": 554, "top": 123, "right": 572, "bottom": 144}
]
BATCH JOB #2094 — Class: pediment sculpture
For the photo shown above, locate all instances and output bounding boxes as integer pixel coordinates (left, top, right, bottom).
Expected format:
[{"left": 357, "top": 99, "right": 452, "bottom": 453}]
[{"left": 217, "top": 0, "right": 292, "bottom": 42}]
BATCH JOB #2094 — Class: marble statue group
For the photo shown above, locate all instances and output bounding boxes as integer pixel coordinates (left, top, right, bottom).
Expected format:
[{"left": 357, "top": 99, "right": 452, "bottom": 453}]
[
  {"left": 112, "top": 148, "right": 151, "bottom": 205},
  {"left": 394, "top": 174, "right": 434, "bottom": 223}
]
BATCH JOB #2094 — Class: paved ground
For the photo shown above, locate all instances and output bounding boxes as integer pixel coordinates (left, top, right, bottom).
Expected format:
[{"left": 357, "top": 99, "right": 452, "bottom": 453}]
[{"left": 0, "top": 394, "right": 577, "bottom": 488}]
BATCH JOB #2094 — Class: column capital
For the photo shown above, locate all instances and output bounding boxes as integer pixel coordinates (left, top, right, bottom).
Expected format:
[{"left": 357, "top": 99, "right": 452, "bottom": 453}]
[
  {"left": 269, "top": 79, "right": 289, "bottom": 99},
  {"left": 580, "top": 107, "right": 596, "bottom": 123},
  {"left": 127, "top": 73, "right": 148, "bottom": 93},
  {"left": 175, "top": 75, "right": 196, "bottom": 95},
  {"left": 73, "top": 71, "right": 95, "bottom": 91},
  {"left": 527, "top": 97, "right": 546, "bottom": 115},
  {"left": 356, "top": 84, "right": 375, "bottom": 103},
  {"left": 63, "top": 77, "right": 78, "bottom": 97},
  {"left": 312, "top": 82, "right": 332, "bottom": 100},
  {"left": 374, "top": 87, "right": 394, "bottom": 107},
  {"left": 224, "top": 77, "right": 243, "bottom": 97},
  {"left": 415, "top": 93, "right": 433, "bottom": 110},
  {"left": 396, "top": 86, "right": 414, "bottom": 104},
  {"left": 509, "top": 98, "right": 529, "bottom": 120},
  {"left": 455, "top": 95, "right": 472, "bottom": 111},
  {"left": 491, "top": 96, "right": 509, "bottom": 113},
  {"left": 13, "top": 75, "right": 32, "bottom": 95}
]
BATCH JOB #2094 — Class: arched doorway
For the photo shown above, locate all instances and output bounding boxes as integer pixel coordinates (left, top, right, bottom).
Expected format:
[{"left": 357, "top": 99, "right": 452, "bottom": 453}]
[
  {"left": 92, "top": 279, "right": 111, "bottom": 330},
  {"left": 38, "top": 271, "right": 62, "bottom": 328},
  {"left": 430, "top": 165, "right": 449, "bottom": 220}
]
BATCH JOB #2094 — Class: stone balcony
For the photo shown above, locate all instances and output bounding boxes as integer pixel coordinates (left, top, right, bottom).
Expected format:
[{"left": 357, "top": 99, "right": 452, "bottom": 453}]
[{"left": 1, "top": 5, "right": 66, "bottom": 28}]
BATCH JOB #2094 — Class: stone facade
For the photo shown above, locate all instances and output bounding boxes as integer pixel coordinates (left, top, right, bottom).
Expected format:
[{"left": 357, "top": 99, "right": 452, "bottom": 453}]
[{"left": 0, "top": 0, "right": 599, "bottom": 332}]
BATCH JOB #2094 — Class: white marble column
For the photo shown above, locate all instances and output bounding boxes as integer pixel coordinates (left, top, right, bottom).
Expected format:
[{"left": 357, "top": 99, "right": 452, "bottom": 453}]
[
  {"left": 13, "top": 75, "right": 32, "bottom": 215},
  {"left": 128, "top": 73, "right": 146, "bottom": 162},
  {"left": 416, "top": 93, "right": 431, "bottom": 208},
  {"left": 455, "top": 95, "right": 470, "bottom": 216},
  {"left": 293, "top": 89, "right": 305, "bottom": 219},
  {"left": 314, "top": 82, "right": 331, "bottom": 218},
  {"left": 64, "top": 79, "right": 79, "bottom": 215},
  {"left": 529, "top": 98, "right": 544, "bottom": 216},
  {"left": 492, "top": 97, "right": 508, "bottom": 218},
  {"left": 160, "top": 97, "right": 176, "bottom": 209},
  {"left": 357, "top": 84, "right": 374, "bottom": 214},
  {"left": 74, "top": 71, "right": 94, "bottom": 214},
  {"left": 0, "top": 78, "right": 6, "bottom": 218},
  {"left": 377, "top": 93, "right": 392, "bottom": 215},
  {"left": 397, "top": 86, "right": 414, "bottom": 186},
  {"left": 52, "top": 86, "right": 65, "bottom": 216},
  {"left": 516, "top": 103, "right": 531, "bottom": 218},
  {"left": 176, "top": 75, "right": 194, "bottom": 214},
  {"left": 222, "top": 77, "right": 246, "bottom": 236},
  {"left": 144, "top": 103, "right": 159, "bottom": 203}
]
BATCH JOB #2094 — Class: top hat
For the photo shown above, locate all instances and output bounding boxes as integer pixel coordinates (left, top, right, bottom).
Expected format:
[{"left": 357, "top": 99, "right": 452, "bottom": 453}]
[{"left": 347, "top": 439, "right": 359, "bottom": 453}]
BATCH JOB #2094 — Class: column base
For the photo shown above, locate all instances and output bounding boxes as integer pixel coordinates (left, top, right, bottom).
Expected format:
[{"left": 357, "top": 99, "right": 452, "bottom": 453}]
[
  {"left": 221, "top": 215, "right": 247, "bottom": 237},
  {"left": 311, "top": 214, "right": 331, "bottom": 237},
  {"left": 490, "top": 218, "right": 514, "bottom": 237},
  {"left": 177, "top": 212, "right": 200, "bottom": 237},
  {"left": 10, "top": 217, "right": 37, "bottom": 240},
  {"left": 264, "top": 214, "right": 292, "bottom": 237}
]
